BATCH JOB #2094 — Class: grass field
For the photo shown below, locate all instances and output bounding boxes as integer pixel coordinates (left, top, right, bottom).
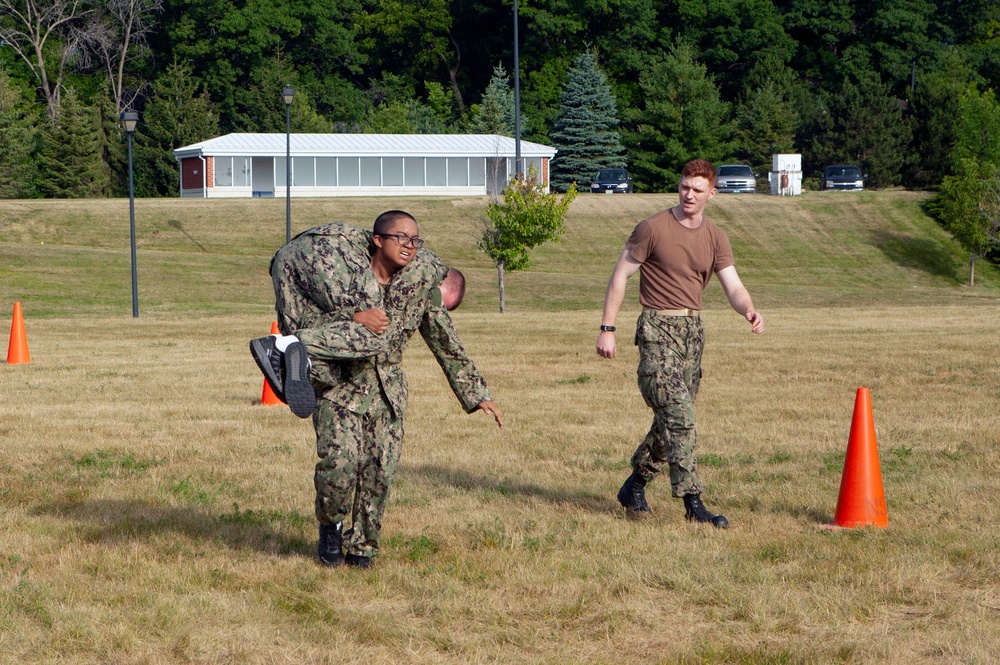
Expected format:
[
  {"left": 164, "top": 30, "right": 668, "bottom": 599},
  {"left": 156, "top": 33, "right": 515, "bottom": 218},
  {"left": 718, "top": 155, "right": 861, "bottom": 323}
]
[{"left": 1, "top": 192, "right": 999, "bottom": 663}]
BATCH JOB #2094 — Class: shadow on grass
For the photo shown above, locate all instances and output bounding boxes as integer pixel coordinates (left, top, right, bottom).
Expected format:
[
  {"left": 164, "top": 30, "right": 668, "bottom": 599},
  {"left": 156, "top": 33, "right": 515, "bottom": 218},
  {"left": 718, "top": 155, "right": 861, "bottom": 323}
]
[
  {"left": 167, "top": 219, "right": 208, "bottom": 252},
  {"left": 32, "top": 499, "right": 314, "bottom": 558},
  {"left": 868, "top": 228, "right": 959, "bottom": 280},
  {"left": 406, "top": 463, "right": 614, "bottom": 513}
]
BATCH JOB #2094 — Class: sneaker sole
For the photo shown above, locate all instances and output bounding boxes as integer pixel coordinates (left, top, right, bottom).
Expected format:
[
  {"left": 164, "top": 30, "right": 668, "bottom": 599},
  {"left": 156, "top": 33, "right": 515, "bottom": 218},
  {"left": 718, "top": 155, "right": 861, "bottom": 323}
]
[
  {"left": 250, "top": 338, "right": 284, "bottom": 401},
  {"left": 283, "top": 341, "right": 316, "bottom": 418}
]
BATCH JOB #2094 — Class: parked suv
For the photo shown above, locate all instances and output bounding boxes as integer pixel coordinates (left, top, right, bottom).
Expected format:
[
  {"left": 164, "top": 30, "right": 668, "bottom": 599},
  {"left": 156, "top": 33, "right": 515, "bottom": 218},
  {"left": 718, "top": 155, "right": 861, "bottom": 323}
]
[
  {"left": 715, "top": 164, "right": 757, "bottom": 193},
  {"left": 590, "top": 168, "right": 633, "bottom": 194},
  {"left": 821, "top": 165, "right": 865, "bottom": 191}
]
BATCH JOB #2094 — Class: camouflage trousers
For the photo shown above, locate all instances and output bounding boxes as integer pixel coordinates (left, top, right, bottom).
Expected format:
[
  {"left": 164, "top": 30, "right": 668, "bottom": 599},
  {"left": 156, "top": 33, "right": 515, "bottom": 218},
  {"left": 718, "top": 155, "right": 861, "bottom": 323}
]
[
  {"left": 313, "top": 394, "right": 403, "bottom": 558},
  {"left": 631, "top": 311, "right": 706, "bottom": 497},
  {"left": 296, "top": 321, "right": 385, "bottom": 390}
]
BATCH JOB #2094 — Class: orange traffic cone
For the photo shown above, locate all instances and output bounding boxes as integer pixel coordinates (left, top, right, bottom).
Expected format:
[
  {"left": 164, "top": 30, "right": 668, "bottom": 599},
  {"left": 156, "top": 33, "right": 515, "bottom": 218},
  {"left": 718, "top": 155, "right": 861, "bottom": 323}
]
[
  {"left": 6, "top": 302, "right": 31, "bottom": 365},
  {"left": 833, "top": 387, "right": 889, "bottom": 528},
  {"left": 260, "top": 321, "right": 285, "bottom": 406}
]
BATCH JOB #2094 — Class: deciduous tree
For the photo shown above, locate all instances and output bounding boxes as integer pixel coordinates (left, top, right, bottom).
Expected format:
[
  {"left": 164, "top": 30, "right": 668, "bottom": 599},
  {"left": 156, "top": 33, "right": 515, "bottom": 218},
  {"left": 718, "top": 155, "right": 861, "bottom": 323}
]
[{"left": 478, "top": 169, "right": 576, "bottom": 312}]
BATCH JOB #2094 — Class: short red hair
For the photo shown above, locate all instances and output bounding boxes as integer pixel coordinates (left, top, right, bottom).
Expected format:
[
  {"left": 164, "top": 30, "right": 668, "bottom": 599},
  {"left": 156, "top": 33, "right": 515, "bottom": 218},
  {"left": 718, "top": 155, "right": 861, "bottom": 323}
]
[{"left": 680, "top": 159, "right": 717, "bottom": 187}]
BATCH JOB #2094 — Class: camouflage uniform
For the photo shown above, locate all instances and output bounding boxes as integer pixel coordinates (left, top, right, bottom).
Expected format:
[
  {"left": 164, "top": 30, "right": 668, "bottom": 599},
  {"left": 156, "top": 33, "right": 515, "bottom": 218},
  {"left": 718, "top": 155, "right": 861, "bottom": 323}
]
[
  {"left": 632, "top": 311, "right": 706, "bottom": 496},
  {"left": 270, "top": 222, "right": 493, "bottom": 558}
]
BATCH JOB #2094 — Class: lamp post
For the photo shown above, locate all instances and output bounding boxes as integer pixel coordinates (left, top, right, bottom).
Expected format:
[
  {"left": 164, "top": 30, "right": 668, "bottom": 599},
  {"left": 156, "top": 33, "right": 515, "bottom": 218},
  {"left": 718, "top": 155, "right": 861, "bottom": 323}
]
[
  {"left": 120, "top": 110, "right": 140, "bottom": 318},
  {"left": 513, "top": 0, "right": 522, "bottom": 177},
  {"left": 282, "top": 85, "right": 294, "bottom": 243}
]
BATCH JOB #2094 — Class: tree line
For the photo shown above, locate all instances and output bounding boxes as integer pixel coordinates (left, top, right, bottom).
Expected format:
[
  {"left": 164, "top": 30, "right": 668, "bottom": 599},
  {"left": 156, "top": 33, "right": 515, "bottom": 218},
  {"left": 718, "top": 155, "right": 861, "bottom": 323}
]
[{"left": 1, "top": 0, "right": 999, "bottom": 199}]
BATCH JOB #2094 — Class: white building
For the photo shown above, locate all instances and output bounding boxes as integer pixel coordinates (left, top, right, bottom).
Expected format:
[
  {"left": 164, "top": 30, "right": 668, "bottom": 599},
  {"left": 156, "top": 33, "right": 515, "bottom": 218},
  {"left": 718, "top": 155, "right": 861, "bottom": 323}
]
[{"left": 172, "top": 133, "right": 557, "bottom": 198}]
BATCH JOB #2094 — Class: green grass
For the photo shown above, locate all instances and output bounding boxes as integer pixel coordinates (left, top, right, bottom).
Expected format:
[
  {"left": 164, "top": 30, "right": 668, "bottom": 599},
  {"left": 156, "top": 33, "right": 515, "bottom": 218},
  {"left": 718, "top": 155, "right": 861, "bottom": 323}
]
[
  {"left": 2, "top": 190, "right": 997, "bottom": 318},
  {"left": 2, "top": 192, "right": 1000, "bottom": 663}
]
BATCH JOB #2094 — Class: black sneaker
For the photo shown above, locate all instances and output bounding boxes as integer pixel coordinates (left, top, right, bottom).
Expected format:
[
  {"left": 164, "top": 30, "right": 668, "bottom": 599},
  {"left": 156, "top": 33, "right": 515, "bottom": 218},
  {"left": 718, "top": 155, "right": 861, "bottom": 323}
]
[
  {"left": 345, "top": 553, "right": 373, "bottom": 569},
  {"left": 617, "top": 471, "right": 651, "bottom": 514},
  {"left": 683, "top": 493, "right": 729, "bottom": 528},
  {"left": 282, "top": 340, "right": 316, "bottom": 418},
  {"left": 317, "top": 522, "right": 344, "bottom": 567},
  {"left": 250, "top": 335, "right": 285, "bottom": 401}
]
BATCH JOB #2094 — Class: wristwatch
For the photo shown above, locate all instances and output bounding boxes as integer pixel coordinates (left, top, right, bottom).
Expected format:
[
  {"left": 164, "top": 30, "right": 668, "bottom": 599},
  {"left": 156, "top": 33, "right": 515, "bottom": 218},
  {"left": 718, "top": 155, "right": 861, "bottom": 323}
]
[{"left": 599, "top": 325, "right": 616, "bottom": 332}]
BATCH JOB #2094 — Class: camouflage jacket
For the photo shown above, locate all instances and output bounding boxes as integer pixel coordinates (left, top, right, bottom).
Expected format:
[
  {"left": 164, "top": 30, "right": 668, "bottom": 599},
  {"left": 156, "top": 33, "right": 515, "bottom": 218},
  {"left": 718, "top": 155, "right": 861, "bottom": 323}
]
[{"left": 270, "top": 222, "right": 493, "bottom": 418}]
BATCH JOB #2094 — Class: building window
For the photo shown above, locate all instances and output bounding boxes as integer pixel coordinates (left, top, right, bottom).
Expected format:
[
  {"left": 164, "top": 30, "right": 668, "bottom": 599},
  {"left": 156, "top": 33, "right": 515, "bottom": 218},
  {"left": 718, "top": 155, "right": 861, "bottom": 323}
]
[
  {"left": 447, "top": 158, "right": 468, "bottom": 186},
  {"left": 340, "top": 158, "right": 360, "bottom": 186},
  {"left": 383, "top": 157, "right": 403, "bottom": 186},
  {"left": 525, "top": 157, "right": 542, "bottom": 179},
  {"left": 215, "top": 156, "right": 233, "bottom": 186},
  {"left": 316, "top": 158, "right": 336, "bottom": 186},
  {"left": 293, "top": 157, "right": 315, "bottom": 186},
  {"left": 275, "top": 157, "right": 289, "bottom": 186},
  {"left": 405, "top": 157, "right": 424, "bottom": 186},
  {"left": 361, "top": 158, "right": 381, "bottom": 186},
  {"left": 470, "top": 158, "right": 486, "bottom": 186},
  {"left": 426, "top": 158, "right": 447, "bottom": 186}
]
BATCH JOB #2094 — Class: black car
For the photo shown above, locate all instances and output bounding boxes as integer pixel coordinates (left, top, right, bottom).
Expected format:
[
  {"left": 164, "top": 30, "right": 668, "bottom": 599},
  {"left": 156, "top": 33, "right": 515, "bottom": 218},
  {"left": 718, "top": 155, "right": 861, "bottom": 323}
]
[
  {"left": 590, "top": 168, "right": 633, "bottom": 194},
  {"left": 821, "top": 165, "right": 865, "bottom": 191}
]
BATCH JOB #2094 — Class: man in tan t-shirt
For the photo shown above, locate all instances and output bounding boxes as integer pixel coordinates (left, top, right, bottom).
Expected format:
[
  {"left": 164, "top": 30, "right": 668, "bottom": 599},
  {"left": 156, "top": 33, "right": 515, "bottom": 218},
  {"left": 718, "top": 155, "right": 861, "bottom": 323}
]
[{"left": 596, "top": 159, "right": 764, "bottom": 527}]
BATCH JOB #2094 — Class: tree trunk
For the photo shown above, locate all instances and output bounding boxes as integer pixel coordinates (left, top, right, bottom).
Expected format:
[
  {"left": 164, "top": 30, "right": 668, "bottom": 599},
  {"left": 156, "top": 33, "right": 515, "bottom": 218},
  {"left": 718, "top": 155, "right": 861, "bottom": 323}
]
[
  {"left": 497, "top": 260, "right": 506, "bottom": 313},
  {"left": 969, "top": 255, "right": 976, "bottom": 287}
]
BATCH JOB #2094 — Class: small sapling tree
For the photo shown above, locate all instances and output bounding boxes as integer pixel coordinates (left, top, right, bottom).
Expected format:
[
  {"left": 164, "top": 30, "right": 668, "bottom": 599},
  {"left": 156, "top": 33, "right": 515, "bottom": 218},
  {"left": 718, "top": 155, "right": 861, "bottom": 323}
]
[{"left": 478, "top": 167, "right": 577, "bottom": 312}]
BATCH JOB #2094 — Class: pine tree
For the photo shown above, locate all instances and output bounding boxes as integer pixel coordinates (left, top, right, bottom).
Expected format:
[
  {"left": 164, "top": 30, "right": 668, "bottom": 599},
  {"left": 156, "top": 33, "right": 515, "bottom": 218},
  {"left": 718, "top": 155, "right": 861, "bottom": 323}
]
[
  {"left": 549, "top": 51, "right": 625, "bottom": 193},
  {"left": 809, "top": 73, "right": 911, "bottom": 189},
  {"left": 0, "top": 68, "right": 39, "bottom": 198},
  {"left": 36, "top": 89, "right": 109, "bottom": 198},
  {"left": 734, "top": 81, "right": 797, "bottom": 175},
  {"left": 473, "top": 65, "right": 515, "bottom": 136},
  {"left": 623, "top": 43, "right": 734, "bottom": 192},
  {"left": 135, "top": 62, "right": 219, "bottom": 197}
]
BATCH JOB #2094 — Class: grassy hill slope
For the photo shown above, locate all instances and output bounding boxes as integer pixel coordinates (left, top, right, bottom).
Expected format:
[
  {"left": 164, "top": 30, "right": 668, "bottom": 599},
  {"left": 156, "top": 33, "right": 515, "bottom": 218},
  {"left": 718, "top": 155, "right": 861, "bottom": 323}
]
[{"left": 1, "top": 190, "right": 997, "bottom": 317}]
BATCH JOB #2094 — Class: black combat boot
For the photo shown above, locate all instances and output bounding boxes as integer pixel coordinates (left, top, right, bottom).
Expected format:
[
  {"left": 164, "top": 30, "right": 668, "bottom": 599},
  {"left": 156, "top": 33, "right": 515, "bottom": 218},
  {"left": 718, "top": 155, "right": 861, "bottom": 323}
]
[
  {"left": 317, "top": 522, "right": 344, "bottom": 567},
  {"left": 683, "top": 494, "right": 729, "bottom": 528},
  {"left": 345, "top": 553, "right": 373, "bottom": 569},
  {"left": 617, "top": 471, "right": 651, "bottom": 514}
]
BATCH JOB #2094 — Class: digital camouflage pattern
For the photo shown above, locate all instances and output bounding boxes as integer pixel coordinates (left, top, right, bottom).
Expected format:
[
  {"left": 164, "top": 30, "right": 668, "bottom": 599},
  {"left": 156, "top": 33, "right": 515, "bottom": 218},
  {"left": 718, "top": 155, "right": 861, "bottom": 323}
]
[
  {"left": 631, "top": 311, "right": 707, "bottom": 497},
  {"left": 270, "top": 221, "right": 494, "bottom": 557}
]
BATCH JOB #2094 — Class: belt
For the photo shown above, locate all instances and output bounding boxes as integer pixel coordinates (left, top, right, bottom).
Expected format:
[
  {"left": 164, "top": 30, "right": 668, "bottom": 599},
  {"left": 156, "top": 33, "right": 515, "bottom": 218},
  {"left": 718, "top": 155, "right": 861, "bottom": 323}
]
[{"left": 642, "top": 307, "right": 700, "bottom": 317}]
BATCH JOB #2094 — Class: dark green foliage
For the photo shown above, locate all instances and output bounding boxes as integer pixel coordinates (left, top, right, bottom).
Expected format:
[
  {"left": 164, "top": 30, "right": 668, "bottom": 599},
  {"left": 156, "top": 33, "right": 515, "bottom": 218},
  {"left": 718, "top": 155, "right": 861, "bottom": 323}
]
[
  {"left": 624, "top": 44, "right": 734, "bottom": 192},
  {"left": 808, "top": 73, "right": 911, "bottom": 189},
  {"left": 0, "top": 68, "right": 39, "bottom": 198},
  {"left": 549, "top": 51, "right": 625, "bottom": 193},
  {"left": 134, "top": 62, "right": 219, "bottom": 197},
  {"left": 473, "top": 65, "right": 515, "bottom": 136},
  {"left": 36, "top": 90, "right": 109, "bottom": 198}
]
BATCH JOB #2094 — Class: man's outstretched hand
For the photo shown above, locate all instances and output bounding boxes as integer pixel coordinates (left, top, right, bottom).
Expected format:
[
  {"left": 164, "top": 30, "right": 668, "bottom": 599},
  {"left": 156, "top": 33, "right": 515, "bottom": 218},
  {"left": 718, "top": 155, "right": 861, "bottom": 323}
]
[{"left": 477, "top": 401, "right": 504, "bottom": 428}]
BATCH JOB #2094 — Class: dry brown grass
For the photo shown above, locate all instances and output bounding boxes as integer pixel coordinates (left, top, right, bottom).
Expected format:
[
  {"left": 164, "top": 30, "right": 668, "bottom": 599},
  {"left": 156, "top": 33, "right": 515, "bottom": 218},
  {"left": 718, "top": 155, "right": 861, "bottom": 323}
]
[{"left": 2, "top": 305, "right": 999, "bottom": 664}]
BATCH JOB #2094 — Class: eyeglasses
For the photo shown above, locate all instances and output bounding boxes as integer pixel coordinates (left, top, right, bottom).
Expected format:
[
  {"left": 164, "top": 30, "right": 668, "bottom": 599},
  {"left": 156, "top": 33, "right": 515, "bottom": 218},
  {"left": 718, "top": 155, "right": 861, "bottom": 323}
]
[{"left": 378, "top": 233, "right": 424, "bottom": 249}]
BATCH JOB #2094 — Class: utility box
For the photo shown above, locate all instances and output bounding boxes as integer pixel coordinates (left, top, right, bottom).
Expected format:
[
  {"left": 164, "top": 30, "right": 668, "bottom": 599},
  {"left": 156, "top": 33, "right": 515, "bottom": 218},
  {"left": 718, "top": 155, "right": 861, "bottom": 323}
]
[{"left": 769, "top": 153, "right": 802, "bottom": 196}]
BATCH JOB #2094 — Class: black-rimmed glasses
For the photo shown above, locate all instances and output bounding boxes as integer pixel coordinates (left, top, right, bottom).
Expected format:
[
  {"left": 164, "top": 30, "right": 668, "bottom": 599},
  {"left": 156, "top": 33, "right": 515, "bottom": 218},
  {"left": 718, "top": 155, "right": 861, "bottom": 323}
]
[{"left": 378, "top": 233, "right": 425, "bottom": 249}]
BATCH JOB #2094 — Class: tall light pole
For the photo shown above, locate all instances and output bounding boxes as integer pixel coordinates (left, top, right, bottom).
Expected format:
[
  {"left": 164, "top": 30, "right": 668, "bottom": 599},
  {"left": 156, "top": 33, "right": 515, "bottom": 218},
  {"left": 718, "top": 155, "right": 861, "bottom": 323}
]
[
  {"left": 282, "top": 85, "right": 294, "bottom": 243},
  {"left": 513, "top": 0, "right": 522, "bottom": 177},
  {"left": 120, "top": 110, "right": 140, "bottom": 318}
]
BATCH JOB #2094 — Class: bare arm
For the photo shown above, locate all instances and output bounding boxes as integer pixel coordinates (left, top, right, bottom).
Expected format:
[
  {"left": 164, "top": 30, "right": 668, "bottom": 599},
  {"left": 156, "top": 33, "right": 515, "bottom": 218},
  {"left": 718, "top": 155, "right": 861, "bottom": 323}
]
[
  {"left": 597, "top": 248, "right": 642, "bottom": 359},
  {"left": 716, "top": 265, "right": 764, "bottom": 334}
]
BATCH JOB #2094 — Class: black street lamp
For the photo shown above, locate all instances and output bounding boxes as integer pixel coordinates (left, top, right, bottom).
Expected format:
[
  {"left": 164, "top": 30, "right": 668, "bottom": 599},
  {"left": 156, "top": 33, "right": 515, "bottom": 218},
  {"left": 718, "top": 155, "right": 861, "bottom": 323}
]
[
  {"left": 513, "top": 0, "right": 522, "bottom": 177},
  {"left": 120, "top": 109, "right": 140, "bottom": 318},
  {"left": 282, "top": 85, "right": 294, "bottom": 243}
]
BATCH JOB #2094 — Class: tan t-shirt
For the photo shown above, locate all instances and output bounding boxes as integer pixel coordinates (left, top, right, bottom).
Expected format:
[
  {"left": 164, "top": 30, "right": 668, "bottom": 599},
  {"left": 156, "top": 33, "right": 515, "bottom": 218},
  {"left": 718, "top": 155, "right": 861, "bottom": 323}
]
[{"left": 625, "top": 208, "right": 734, "bottom": 310}]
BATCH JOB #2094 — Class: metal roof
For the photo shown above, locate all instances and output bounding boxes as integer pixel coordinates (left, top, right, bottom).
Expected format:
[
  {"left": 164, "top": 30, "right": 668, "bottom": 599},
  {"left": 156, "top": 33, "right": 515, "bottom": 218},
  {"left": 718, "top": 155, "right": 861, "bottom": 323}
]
[{"left": 173, "top": 133, "right": 556, "bottom": 159}]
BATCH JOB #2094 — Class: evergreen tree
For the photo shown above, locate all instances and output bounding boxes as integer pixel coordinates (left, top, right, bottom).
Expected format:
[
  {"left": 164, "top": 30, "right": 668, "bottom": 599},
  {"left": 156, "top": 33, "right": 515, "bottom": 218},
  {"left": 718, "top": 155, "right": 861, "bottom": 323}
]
[
  {"left": 734, "top": 81, "right": 797, "bottom": 175},
  {"left": 473, "top": 64, "right": 515, "bottom": 136},
  {"left": 97, "top": 82, "right": 127, "bottom": 197},
  {"left": 134, "top": 62, "right": 219, "bottom": 197},
  {"left": 623, "top": 43, "right": 734, "bottom": 192},
  {"left": 549, "top": 51, "right": 625, "bottom": 193},
  {"left": 809, "top": 73, "right": 911, "bottom": 189},
  {"left": 36, "top": 89, "right": 109, "bottom": 198},
  {"left": 0, "top": 68, "right": 39, "bottom": 198}
]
